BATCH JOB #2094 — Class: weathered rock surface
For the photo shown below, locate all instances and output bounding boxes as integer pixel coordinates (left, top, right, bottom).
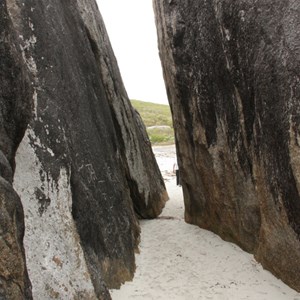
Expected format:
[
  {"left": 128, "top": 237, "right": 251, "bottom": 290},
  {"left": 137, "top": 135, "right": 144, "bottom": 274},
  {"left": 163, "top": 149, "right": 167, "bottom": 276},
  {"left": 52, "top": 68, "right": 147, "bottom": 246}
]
[
  {"left": 76, "top": 0, "right": 168, "bottom": 219},
  {"left": 0, "top": 0, "right": 167, "bottom": 299},
  {"left": 0, "top": 2, "right": 32, "bottom": 299},
  {"left": 154, "top": 0, "right": 300, "bottom": 291}
]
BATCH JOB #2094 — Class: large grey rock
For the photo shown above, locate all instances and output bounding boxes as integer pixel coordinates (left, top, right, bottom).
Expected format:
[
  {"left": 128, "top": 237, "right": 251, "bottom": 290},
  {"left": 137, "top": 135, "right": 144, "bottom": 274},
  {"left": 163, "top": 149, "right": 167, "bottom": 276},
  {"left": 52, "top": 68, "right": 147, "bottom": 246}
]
[
  {"left": 0, "top": 2, "right": 32, "bottom": 299},
  {"left": 77, "top": 0, "right": 168, "bottom": 219},
  {"left": 154, "top": 0, "right": 300, "bottom": 292},
  {"left": 1, "top": 0, "right": 167, "bottom": 299}
]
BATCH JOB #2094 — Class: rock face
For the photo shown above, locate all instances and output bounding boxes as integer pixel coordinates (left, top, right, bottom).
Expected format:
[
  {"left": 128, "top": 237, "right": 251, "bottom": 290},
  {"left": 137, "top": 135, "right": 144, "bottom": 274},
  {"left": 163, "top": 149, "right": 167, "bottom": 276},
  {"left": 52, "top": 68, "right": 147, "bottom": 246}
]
[
  {"left": 76, "top": 0, "right": 168, "bottom": 219},
  {"left": 0, "top": 0, "right": 167, "bottom": 299},
  {"left": 153, "top": 0, "right": 300, "bottom": 292},
  {"left": 0, "top": 3, "right": 32, "bottom": 299}
]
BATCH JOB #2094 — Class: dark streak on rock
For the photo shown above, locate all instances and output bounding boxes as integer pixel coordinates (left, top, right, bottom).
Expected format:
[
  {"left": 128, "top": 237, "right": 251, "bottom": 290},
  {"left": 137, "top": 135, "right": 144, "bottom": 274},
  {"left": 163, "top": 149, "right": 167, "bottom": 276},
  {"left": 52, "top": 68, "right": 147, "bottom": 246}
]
[
  {"left": 0, "top": 1, "right": 33, "bottom": 298},
  {"left": 154, "top": 0, "right": 300, "bottom": 292}
]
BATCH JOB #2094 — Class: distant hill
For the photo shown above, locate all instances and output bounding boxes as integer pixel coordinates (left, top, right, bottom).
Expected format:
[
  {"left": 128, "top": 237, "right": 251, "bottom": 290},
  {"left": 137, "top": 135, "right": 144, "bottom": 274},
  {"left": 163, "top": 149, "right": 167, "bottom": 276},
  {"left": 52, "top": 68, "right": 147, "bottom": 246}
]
[{"left": 130, "top": 99, "right": 174, "bottom": 145}]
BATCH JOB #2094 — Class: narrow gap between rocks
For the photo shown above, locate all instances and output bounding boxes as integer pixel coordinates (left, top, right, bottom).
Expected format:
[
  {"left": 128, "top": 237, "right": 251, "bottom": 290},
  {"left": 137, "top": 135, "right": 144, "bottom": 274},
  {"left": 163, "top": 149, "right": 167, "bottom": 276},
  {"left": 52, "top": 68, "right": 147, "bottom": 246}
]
[
  {"left": 109, "top": 145, "right": 300, "bottom": 300},
  {"left": 98, "top": 3, "right": 300, "bottom": 300}
]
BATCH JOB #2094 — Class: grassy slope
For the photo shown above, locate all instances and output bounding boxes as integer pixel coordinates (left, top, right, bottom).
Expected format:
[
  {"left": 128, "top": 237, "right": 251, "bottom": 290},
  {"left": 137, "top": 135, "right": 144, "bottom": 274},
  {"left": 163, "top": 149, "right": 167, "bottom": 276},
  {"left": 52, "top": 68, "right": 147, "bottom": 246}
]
[{"left": 131, "top": 99, "right": 174, "bottom": 145}]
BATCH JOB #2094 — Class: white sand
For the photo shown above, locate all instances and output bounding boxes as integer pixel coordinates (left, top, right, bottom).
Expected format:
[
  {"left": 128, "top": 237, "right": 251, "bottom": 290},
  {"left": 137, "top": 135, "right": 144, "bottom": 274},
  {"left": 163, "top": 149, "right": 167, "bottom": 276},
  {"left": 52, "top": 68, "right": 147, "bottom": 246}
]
[{"left": 110, "top": 145, "right": 300, "bottom": 300}]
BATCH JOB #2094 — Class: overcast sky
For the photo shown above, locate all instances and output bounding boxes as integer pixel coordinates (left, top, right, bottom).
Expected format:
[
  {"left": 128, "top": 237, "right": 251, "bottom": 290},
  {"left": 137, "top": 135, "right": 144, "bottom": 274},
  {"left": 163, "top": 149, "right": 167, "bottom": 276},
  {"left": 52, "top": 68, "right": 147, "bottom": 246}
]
[{"left": 96, "top": 0, "right": 168, "bottom": 104}]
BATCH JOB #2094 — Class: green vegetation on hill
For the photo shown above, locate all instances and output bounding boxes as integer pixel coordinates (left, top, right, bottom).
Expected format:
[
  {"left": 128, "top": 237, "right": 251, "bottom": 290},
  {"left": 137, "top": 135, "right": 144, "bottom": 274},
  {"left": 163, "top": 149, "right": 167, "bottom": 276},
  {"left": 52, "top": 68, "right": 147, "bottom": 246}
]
[
  {"left": 130, "top": 99, "right": 173, "bottom": 127},
  {"left": 130, "top": 99, "right": 175, "bottom": 145}
]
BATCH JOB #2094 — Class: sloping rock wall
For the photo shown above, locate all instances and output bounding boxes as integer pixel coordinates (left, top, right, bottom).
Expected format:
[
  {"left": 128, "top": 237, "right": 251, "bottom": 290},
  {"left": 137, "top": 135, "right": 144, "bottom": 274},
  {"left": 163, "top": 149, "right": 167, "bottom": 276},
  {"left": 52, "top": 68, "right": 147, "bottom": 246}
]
[
  {"left": 0, "top": 2, "right": 32, "bottom": 299},
  {"left": 0, "top": 0, "right": 167, "bottom": 299},
  {"left": 153, "top": 0, "right": 300, "bottom": 291},
  {"left": 76, "top": 0, "right": 168, "bottom": 219}
]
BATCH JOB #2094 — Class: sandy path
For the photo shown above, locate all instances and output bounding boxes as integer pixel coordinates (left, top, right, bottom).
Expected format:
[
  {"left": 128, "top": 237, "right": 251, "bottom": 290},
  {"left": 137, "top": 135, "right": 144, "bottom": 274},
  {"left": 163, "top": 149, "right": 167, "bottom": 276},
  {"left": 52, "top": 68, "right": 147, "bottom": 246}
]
[{"left": 110, "top": 145, "right": 300, "bottom": 300}]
